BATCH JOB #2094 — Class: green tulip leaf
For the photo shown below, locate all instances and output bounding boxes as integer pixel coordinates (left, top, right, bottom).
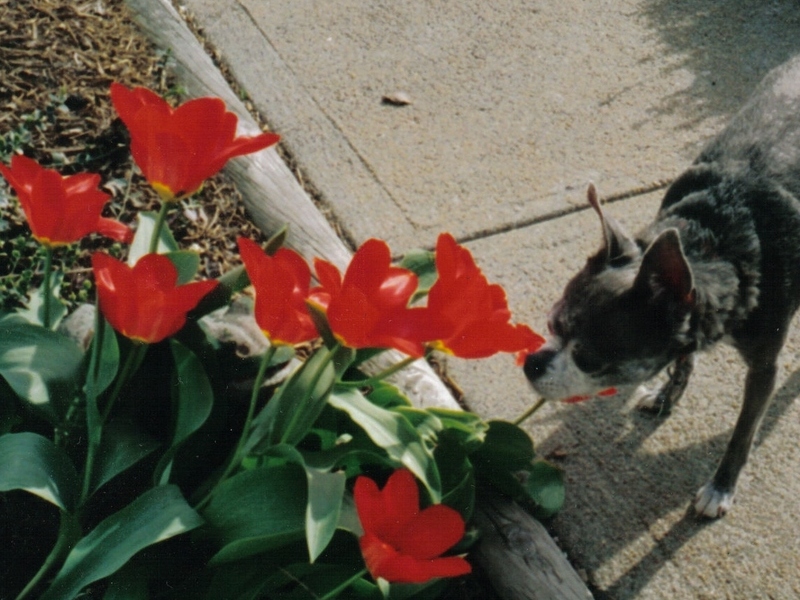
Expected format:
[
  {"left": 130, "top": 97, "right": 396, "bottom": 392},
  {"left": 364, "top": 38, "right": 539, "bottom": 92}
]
[
  {"left": 428, "top": 408, "right": 488, "bottom": 453},
  {"left": 245, "top": 346, "right": 336, "bottom": 454},
  {"left": 394, "top": 406, "right": 442, "bottom": 446},
  {"left": 0, "top": 431, "right": 79, "bottom": 512},
  {"left": 399, "top": 248, "right": 437, "bottom": 301},
  {"left": 153, "top": 340, "right": 214, "bottom": 485},
  {"left": 435, "top": 429, "right": 476, "bottom": 519},
  {"left": 263, "top": 225, "right": 288, "bottom": 255},
  {"left": 203, "top": 553, "right": 369, "bottom": 600},
  {"left": 128, "top": 211, "right": 179, "bottom": 265},
  {"left": 328, "top": 388, "right": 441, "bottom": 502},
  {"left": 191, "top": 265, "right": 252, "bottom": 318},
  {"left": 164, "top": 250, "right": 201, "bottom": 285},
  {"left": 91, "top": 419, "right": 160, "bottom": 494},
  {"left": 305, "top": 300, "right": 337, "bottom": 348},
  {"left": 0, "top": 320, "right": 82, "bottom": 420},
  {"left": 526, "top": 459, "right": 565, "bottom": 519},
  {"left": 305, "top": 466, "right": 346, "bottom": 563},
  {"left": 41, "top": 485, "right": 203, "bottom": 600},
  {"left": 256, "top": 445, "right": 345, "bottom": 564},
  {"left": 88, "top": 315, "right": 120, "bottom": 399},
  {"left": 204, "top": 464, "right": 308, "bottom": 565},
  {"left": 366, "top": 380, "right": 413, "bottom": 409},
  {"left": 16, "top": 272, "right": 67, "bottom": 329},
  {"left": 471, "top": 419, "right": 535, "bottom": 473}
]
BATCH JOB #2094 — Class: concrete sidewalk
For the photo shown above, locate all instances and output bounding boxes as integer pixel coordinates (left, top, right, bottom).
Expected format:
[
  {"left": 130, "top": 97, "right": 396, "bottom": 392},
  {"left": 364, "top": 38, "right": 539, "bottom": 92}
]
[{"left": 179, "top": 1, "right": 800, "bottom": 597}]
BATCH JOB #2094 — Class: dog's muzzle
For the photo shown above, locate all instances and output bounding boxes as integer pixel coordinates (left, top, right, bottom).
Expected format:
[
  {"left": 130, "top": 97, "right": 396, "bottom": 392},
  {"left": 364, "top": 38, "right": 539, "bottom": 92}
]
[{"left": 523, "top": 348, "right": 557, "bottom": 383}]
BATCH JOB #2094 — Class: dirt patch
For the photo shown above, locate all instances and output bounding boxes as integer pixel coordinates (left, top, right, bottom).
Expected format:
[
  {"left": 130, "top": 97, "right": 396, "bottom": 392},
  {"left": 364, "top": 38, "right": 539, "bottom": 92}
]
[{"left": 0, "top": 0, "right": 269, "bottom": 311}]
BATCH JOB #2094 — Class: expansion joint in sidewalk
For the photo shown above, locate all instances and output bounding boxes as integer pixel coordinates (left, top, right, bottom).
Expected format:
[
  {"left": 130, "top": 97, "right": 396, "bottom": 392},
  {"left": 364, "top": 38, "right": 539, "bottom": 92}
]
[{"left": 458, "top": 178, "right": 674, "bottom": 245}]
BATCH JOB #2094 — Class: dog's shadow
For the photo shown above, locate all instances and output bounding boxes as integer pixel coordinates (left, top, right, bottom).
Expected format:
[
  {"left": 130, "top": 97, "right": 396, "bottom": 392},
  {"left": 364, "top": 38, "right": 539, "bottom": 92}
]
[{"left": 536, "top": 367, "right": 800, "bottom": 599}]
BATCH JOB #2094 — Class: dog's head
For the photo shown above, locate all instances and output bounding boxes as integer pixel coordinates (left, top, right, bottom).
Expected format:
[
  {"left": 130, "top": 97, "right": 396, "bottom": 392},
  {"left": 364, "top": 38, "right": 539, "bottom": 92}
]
[{"left": 524, "top": 185, "right": 696, "bottom": 400}]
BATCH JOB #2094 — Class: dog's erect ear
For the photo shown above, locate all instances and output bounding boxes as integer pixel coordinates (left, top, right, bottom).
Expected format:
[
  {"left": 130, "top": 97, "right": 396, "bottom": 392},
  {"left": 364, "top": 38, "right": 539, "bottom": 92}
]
[
  {"left": 587, "top": 183, "right": 638, "bottom": 263},
  {"left": 634, "top": 228, "right": 695, "bottom": 307}
]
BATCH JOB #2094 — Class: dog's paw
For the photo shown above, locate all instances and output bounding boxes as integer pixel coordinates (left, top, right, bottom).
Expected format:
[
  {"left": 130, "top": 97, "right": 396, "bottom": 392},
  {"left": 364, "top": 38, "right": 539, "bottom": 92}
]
[
  {"left": 632, "top": 384, "right": 668, "bottom": 414},
  {"left": 694, "top": 482, "right": 735, "bottom": 518}
]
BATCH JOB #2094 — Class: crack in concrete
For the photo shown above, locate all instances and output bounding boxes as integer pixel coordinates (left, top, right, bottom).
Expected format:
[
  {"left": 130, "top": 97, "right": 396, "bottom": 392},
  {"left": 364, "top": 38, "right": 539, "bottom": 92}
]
[{"left": 456, "top": 178, "right": 674, "bottom": 245}]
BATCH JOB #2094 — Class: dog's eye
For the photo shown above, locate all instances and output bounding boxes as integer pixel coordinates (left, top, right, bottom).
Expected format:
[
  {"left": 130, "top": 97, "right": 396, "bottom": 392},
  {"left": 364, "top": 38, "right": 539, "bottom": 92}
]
[
  {"left": 572, "top": 345, "right": 603, "bottom": 374},
  {"left": 548, "top": 318, "right": 565, "bottom": 338}
]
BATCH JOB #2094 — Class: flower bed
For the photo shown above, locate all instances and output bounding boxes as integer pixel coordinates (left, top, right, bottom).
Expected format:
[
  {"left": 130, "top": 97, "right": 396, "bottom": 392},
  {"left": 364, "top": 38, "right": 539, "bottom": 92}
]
[{"left": 0, "top": 81, "right": 577, "bottom": 599}]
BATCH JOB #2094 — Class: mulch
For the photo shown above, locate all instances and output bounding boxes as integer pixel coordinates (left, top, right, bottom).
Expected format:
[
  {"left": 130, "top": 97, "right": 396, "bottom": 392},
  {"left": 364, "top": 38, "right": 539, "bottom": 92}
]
[{"left": 0, "top": 0, "right": 269, "bottom": 310}]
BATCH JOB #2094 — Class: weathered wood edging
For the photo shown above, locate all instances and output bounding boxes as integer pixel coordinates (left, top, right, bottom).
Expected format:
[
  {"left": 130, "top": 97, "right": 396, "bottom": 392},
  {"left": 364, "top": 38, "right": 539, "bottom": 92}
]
[{"left": 123, "top": 1, "right": 593, "bottom": 597}]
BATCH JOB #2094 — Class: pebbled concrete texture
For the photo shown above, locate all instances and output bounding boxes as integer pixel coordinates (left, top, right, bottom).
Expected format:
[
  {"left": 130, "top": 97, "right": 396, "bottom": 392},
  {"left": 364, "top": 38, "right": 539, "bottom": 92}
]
[{"left": 178, "top": 0, "right": 800, "bottom": 597}]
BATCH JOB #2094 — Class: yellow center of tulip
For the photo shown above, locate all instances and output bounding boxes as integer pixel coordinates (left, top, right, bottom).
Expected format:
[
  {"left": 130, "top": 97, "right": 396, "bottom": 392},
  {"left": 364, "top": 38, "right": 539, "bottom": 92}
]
[
  {"left": 428, "top": 340, "right": 454, "bottom": 355},
  {"left": 151, "top": 181, "right": 178, "bottom": 202}
]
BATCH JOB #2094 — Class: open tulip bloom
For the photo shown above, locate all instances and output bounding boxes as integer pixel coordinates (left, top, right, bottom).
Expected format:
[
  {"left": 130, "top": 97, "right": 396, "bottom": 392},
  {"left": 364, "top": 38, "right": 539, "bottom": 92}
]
[
  {"left": 109, "top": 82, "right": 280, "bottom": 202},
  {"left": 428, "top": 233, "right": 545, "bottom": 359},
  {"left": 354, "top": 469, "right": 472, "bottom": 584},
  {"left": 92, "top": 252, "right": 218, "bottom": 344},
  {"left": 0, "top": 155, "right": 132, "bottom": 247},
  {"left": 311, "top": 238, "right": 449, "bottom": 357},
  {"left": 237, "top": 236, "right": 318, "bottom": 346}
]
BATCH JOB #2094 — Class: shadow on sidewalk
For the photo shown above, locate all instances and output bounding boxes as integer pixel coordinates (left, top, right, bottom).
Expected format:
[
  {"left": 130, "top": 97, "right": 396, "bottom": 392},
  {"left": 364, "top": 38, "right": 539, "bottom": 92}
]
[
  {"left": 639, "top": 0, "right": 800, "bottom": 136},
  {"left": 543, "top": 366, "right": 800, "bottom": 599}
]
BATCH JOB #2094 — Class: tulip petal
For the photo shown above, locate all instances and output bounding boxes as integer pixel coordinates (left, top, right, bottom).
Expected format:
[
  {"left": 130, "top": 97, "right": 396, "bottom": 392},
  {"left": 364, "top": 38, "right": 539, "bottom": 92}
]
[
  {"left": 238, "top": 237, "right": 318, "bottom": 345},
  {"left": 428, "top": 233, "right": 544, "bottom": 359},
  {"left": 398, "top": 504, "right": 466, "bottom": 559},
  {"left": 359, "top": 532, "right": 471, "bottom": 584}
]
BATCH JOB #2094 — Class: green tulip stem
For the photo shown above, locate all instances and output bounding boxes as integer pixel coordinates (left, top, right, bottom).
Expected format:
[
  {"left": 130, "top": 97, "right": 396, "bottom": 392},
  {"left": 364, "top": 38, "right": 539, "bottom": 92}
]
[
  {"left": 101, "top": 341, "right": 148, "bottom": 423},
  {"left": 513, "top": 396, "right": 547, "bottom": 426},
  {"left": 319, "top": 568, "right": 368, "bottom": 600},
  {"left": 15, "top": 511, "right": 80, "bottom": 600},
  {"left": 42, "top": 245, "right": 54, "bottom": 329},
  {"left": 148, "top": 201, "right": 171, "bottom": 254},
  {"left": 196, "top": 344, "right": 277, "bottom": 510},
  {"left": 81, "top": 340, "right": 148, "bottom": 504},
  {"left": 337, "top": 351, "right": 424, "bottom": 388}
]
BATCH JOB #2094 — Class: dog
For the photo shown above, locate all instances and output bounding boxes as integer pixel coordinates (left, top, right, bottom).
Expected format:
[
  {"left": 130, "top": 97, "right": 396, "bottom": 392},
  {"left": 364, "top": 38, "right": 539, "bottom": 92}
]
[{"left": 524, "top": 54, "right": 800, "bottom": 518}]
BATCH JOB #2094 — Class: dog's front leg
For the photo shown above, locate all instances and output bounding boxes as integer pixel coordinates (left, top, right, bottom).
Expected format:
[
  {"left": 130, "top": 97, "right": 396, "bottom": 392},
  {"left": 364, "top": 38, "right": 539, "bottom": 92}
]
[
  {"left": 694, "top": 361, "right": 777, "bottom": 518},
  {"left": 634, "top": 353, "right": 695, "bottom": 415}
]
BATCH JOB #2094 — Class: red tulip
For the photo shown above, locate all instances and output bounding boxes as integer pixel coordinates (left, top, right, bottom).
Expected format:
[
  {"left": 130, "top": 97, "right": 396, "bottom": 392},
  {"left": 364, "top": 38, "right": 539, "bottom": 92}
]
[
  {"left": 237, "top": 237, "right": 318, "bottom": 346},
  {"left": 427, "top": 233, "right": 544, "bottom": 359},
  {"left": 310, "top": 239, "right": 447, "bottom": 357},
  {"left": 0, "top": 155, "right": 132, "bottom": 247},
  {"left": 92, "top": 253, "right": 217, "bottom": 344},
  {"left": 109, "top": 83, "right": 280, "bottom": 202},
  {"left": 354, "top": 469, "right": 471, "bottom": 584}
]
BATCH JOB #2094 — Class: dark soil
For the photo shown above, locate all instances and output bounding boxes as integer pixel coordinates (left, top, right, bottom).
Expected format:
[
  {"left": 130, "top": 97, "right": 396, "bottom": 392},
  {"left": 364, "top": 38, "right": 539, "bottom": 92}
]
[{"left": 0, "top": 0, "right": 269, "bottom": 311}]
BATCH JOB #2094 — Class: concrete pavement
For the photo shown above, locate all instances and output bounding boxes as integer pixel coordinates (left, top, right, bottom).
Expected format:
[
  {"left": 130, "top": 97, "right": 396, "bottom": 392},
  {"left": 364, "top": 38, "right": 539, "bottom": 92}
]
[{"left": 176, "top": 0, "right": 800, "bottom": 597}]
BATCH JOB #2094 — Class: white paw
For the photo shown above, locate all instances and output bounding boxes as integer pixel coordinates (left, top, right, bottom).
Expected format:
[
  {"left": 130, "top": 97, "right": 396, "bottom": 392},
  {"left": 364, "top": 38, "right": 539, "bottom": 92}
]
[
  {"left": 694, "top": 482, "right": 735, "bottom": 518},
  {"left": 632, "top": 384, "right": 660, "bottom": 411}
]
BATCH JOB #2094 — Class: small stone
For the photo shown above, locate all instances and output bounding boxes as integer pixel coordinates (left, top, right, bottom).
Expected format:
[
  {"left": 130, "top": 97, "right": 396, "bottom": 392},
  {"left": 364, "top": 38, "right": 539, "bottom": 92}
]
[{"left": 381, "top": 91, "right": 413, "bottom": 106}]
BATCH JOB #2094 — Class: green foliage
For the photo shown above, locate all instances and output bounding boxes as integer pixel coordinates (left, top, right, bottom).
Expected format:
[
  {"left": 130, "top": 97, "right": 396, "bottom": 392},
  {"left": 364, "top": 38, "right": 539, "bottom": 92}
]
[
  {"left": 0, "top": 432, "right": 79, "bottom": 512},
  {"left": 0, "top": 95, "right": 562, "bottom": 600},
  {"left": 40, "top": 485, "right": 203, "bottom": 600},
  {"left": 0, "top": 320, "right": 83, "bottom": 421}
]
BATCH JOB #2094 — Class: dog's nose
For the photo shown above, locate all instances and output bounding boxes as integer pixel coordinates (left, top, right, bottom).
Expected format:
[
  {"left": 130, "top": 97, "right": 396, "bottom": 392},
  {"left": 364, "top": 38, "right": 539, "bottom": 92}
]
[{"left": 523, "top": 349, "right": 556, "bottom": 382}]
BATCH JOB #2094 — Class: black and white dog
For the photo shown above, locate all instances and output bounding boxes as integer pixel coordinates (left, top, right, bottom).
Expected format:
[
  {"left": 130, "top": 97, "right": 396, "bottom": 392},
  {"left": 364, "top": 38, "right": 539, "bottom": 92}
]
[{"left": 524, "top": 55, "right": 800, "bottom": 518}]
